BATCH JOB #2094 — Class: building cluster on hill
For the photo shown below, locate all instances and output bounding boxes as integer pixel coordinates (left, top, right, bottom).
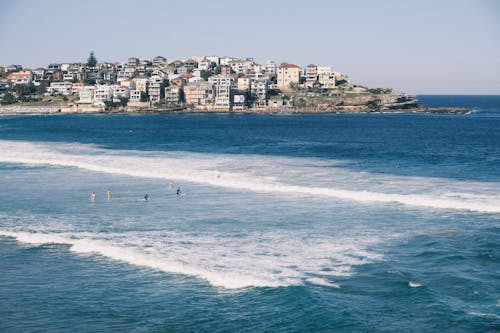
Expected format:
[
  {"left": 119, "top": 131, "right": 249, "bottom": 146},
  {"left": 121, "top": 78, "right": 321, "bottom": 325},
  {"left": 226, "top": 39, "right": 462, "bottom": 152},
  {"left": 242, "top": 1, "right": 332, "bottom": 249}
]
[{"left": 0, "top": 52, "right": 350, "bottom": 111}]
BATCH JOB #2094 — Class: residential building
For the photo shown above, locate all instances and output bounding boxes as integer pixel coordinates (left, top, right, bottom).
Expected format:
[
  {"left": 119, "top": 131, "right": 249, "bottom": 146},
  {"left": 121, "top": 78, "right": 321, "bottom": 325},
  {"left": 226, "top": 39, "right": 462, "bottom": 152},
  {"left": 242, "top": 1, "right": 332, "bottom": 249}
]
[
  {"left": 47, "top": 82, "right": 73, "bottom": 95},
  {"left": 204, "top": 55, "right": 220, "bottom": 64},
  {"left": 177, "top": 66, "right": 189, "bottom": 75},
  {"left": 265, "top": 60, "right": 277, "bottom": 75},
  {"left": 5, "top": 65, "right": 23, "bottom": 72},
  {"left": 197, "top": 60, "right": 213, "bottom": 71},
  {"left": 31, "top": 68, "right": 46, "bottom": 82},
  {"left": 164, "top": 65, "right": 177, "bottom": 77},
  {"left": 188, "top": 76, "right": 204, "bottom": 83},
  {"left": 170, "top": 77, "right": 185, "bottom": 87},
  {"left": 164, "top": 86, "right": 182, "bottom": 104},
  {"left": 250, "top": 79, "right": 268, "bottom": 107},
  {"left": 148, "top": 75, "right": 166, "bottom": 102},
  {"left": 317, "top": 66, "right": 336, "bottom": 89},
  {"left": 184, "top": 81, "right": 214, "bottom": 108},
  {"left": 229, "top": 59, "right": 254, "bottom": 75},
  {"left": 277, "top": 63, "right": 301, "bottom": 90},
  {"left": 237, "top": 76, "right": 251, "bottom": 91},
  {"left": 220, "top": 65, "right": 232, "bottom": 76},
  {"left": 93, "top": 85, "right": 113, "bottom": 106},
  {"left": 129, "top": 89, "right": 142, "bottom": 102},
  {"left": 152, "top": 56, "right": 167, "bottom": 68},
  {"left": 78, "top": 86, "right": 95, "bottom": 104},
  {"left": 117, "top": 78, "right": 134, "bottom": 89},
  {"left": 170, "top": 60, "right": 184, "bottom": 68},
  {"left": 7, "top": 71, "right": 33, "bottom": 85},
  {"left": 63, "top": 73, "right": 76, "bottom": 81},
  {"left": 112, "top": 85, "right": 130, "bottom": 101},
  {"left": 183, "top": 59, "right": 198, "bottom": 71},
  {"left": 71, "top": 82, "right": 85, "bottom": 95},
  {"left": 232, "top": 93, "right": 247, "bottom": 110},
  {"left": 220, "top": 56, "right": 235, "bottom": 66},
  {"left": 132, "top": 76, "right": 149, "bottom": 93},
  {"left": 305, "top": 64, "right": 318, "bottom": 87},
  {"left": 208, "top": 74, "right": 233, "bottom": 87}
]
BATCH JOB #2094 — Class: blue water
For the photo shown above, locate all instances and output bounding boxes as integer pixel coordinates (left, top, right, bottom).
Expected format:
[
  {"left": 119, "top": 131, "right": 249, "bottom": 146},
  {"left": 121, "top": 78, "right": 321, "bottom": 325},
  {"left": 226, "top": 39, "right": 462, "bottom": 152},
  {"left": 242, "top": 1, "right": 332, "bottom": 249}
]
[{"left": 1, "top": 96, "right": 499, "bottom": 332}]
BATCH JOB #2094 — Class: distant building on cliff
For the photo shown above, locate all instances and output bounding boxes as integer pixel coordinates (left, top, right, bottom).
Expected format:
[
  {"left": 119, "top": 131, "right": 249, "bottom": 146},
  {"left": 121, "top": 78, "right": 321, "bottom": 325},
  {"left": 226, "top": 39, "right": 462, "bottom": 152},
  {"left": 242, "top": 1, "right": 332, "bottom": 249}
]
[{"left": 277, "top": 63, "right": 301, "bottom": 90}]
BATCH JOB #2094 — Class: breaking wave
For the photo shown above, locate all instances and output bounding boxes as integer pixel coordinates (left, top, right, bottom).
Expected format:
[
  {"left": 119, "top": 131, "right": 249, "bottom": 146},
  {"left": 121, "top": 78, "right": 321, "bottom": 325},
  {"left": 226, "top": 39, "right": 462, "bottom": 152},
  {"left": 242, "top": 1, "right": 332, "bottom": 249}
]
[
  {"left": 0, "top": 140, "right": 499, "bottom": 213},
  {"left": 0, "top": 229, "right": 383, "bottom": 289}
]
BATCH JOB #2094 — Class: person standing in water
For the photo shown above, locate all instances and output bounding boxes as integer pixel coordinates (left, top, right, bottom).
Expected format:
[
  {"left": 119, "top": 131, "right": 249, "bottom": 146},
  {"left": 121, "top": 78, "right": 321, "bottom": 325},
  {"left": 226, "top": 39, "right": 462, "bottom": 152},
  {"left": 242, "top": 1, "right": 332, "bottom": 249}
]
[
  {"left": 91, "top": 192, "right": 96, "bottom": 202},
  {"left": 107, "top": 189, "right": 111, "bottom": 201}
]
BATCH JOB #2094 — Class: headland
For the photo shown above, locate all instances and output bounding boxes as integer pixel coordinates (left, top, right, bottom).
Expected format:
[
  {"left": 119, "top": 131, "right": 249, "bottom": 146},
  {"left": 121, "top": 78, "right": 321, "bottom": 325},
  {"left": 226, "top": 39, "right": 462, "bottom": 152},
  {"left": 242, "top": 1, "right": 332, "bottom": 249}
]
[{"left": 0, "top": 53, "right": 470, "bottom": 115}]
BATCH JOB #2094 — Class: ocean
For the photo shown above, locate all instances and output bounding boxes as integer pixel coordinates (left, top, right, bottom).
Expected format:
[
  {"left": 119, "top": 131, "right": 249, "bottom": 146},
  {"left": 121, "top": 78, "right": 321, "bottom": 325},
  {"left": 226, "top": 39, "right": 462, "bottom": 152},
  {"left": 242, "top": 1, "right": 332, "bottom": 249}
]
[{"left": 0, "top": 95, "right": 499, "bottom": 332}]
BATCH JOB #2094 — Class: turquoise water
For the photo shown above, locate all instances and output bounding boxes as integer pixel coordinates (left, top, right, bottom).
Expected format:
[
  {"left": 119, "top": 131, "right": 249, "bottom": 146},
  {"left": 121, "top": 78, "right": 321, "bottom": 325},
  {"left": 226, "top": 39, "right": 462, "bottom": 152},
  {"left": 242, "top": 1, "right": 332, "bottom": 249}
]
[{"left": 1, "top": 96, "right": 499, "bottom": 332}]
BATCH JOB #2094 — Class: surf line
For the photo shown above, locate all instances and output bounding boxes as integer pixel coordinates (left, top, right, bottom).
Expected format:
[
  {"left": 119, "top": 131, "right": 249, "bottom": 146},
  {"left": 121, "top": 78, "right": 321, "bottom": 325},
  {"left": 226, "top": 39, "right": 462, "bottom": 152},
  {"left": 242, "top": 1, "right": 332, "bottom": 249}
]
[{"left": 0, "top": 153, "right": 499, "bottom": 213}]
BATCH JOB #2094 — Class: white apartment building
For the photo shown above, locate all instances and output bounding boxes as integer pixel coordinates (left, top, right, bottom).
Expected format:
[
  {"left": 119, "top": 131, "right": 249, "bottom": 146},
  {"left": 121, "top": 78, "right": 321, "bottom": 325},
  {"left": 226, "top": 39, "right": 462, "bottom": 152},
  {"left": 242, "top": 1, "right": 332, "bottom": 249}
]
[
  {"left": 129, "top": 89, "right": 142, "bottom": 102},
  {"left": 47, "top": 82, "right": 73, "bottom": 95},
  {"left": 208, "top": 74, "right": 233, "bottom": 87},
  {"left": 229, "top": 59, "right": 254, "bottom": 75},
  {"left": 237, "top": 77, "right": 251, "bottom": 91},
  {"left": 251, "top": 79, "right": 268, "bottom": 107},
  {"left": 78, "top": 86, "right": 95, "bottom": 104},
  {"left": 112, "top": 85, "right": 130, "bottom": 101},
  {"left": 63, "top": 73, "right": 75, "bottom": 81},
  {"left": 164, "top": 86, "right": 182, "bottom": 104},
  {"left": 264, "top": 60, "right": 277, "bottom": 75},
  {"left": 204, "top": 55, "right": 220, "bottom": 65},
  {"left": 132, "top": 76, "right": 149, "bottom": 93},
  {"left": 209, "top": 74, "right": 233, "bottom": 109},
  {"left": 93, "top": 85, "right": 113, "bottom": 106},
  {"left": 305, "top": 64, "right": 318, "bottom": 87},
  {"left": 197, "top": 60, "right": 213, "bottom": 71},
  {"left": 148, "top": 75, "right": 166, "bottom": 102},
  {"left": 213, "top": 84, "right": 231, "bottom": 110}
]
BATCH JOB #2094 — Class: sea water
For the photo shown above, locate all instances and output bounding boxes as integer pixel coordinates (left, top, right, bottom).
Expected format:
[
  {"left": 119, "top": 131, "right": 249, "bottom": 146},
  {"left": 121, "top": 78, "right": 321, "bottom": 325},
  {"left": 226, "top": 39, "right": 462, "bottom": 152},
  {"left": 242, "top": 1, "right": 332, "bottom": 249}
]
[{"left": 0, "top": 96, "right": 499, "bottom": 332}]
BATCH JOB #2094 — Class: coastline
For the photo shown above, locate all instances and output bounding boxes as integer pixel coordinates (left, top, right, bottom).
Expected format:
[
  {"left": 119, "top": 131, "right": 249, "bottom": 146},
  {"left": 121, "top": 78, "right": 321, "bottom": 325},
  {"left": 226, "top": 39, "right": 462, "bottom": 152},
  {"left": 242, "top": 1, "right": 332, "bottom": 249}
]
[{"left": 0, "top": 104, "right": 471, "bottom": 115}]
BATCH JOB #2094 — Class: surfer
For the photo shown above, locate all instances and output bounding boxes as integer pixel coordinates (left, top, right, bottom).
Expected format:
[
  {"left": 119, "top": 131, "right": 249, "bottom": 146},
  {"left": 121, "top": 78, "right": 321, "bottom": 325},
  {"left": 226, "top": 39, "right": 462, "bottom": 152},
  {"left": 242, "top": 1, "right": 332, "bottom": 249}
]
[
  {"left": 144, "top": 194, "right": 149, "bottom": 201},
  {"left": 107, "top": 189, "right": 111, "bottom": 201},
  {"left": 91, "top": 192, "right": 96, "bottom": 202}
]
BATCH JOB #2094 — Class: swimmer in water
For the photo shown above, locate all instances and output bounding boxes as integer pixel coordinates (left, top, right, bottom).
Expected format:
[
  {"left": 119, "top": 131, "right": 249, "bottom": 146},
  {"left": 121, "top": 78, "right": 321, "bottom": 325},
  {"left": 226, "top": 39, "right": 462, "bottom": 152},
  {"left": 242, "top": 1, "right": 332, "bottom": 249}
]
[
  {"left": 91, "top": 192, "right": 96, "bottom": 202},
  {"left": 144, "top": 194, "right": 149, "bottom": 201},
  {"left": 107, "top": 189, "right": 111, "bottom": 201},
  {"left": 176, "top": 188, "right": 182, "bottom": 196}
]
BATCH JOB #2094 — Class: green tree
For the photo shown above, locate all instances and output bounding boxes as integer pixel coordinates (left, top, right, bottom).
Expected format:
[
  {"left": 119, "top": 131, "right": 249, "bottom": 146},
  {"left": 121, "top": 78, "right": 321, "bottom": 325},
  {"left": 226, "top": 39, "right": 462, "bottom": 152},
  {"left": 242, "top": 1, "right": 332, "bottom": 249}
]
[
  {"left": 87, "top": 51, "right": 97, "bottom": 67},
  {"left": 84, "top": 78, "right": 96, "bottom": 85},
  {"left": 1, "top": 92, "right": 17, "bottom": 104},
  {"left": 12, "top": 84, "right": 36, "bottom": 98},
  {"left": 140, "top": 91, "right": 148, "bottom": 102},
  {"left": 35, "top": 82, "right": 48, "bottom": 95},
  {"left": 118, "top": 97, "right": 129, "bottom": 106},
  {"left": 200, "top": 70, "right": 211, "bottom": 81}
]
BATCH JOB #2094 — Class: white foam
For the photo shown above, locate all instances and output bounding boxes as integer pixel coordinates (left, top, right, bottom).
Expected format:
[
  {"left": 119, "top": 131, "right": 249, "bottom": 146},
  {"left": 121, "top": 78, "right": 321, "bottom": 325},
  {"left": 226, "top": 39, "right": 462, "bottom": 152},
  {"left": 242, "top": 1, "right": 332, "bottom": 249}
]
[
  {"left": 468, "top": 311, "right": 500, "bottom": 319},
  {"left": 306, "top": 277, "right": 340, "bottom": 288},
  {"left": 408, "top": 281, "right": 422, "bottom": 288},
  {"left": 1, "top": 140, "right": 499, "bottom": 213},
  {"left": 0, "top": 229, "right": 380, "bottom": 289}
]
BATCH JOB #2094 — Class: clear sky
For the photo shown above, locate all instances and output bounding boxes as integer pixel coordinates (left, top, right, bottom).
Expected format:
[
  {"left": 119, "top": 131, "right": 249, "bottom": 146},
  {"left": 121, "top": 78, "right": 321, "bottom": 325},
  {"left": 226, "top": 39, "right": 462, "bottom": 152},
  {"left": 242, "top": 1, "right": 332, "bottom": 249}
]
[{"left": 1, "top": 0, "right": 499, "bottom": 94}]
